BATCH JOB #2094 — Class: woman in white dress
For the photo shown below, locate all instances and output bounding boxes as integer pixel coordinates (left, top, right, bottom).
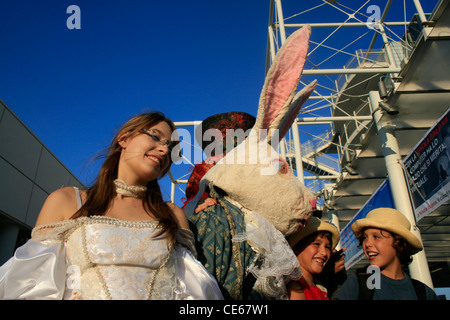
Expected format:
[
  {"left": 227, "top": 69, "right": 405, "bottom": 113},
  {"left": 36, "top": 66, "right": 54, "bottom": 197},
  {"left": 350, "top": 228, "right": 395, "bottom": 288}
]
[{"left": 0, "top": 112, "right": 223, "bottom": 300}]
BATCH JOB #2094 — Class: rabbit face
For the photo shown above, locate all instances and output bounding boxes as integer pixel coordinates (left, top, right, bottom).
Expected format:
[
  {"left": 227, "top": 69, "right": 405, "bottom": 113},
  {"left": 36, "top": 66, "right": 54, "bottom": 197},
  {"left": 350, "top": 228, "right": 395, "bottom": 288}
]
[{"left": 203, "top": 132, "right": 315, "bottom": 236}]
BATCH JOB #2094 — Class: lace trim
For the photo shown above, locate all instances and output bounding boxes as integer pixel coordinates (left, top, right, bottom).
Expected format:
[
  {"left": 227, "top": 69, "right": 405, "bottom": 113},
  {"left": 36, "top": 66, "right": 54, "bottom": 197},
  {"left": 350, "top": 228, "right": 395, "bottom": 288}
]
[
  {"left": 33, "top": 216, "right": 167, "bottom": 242},
  {"left": 32, "top": 216, "right": 196, "bottom": 253},
  {"left": 227, "top": 197, "right": 302, "bottom": 300}
]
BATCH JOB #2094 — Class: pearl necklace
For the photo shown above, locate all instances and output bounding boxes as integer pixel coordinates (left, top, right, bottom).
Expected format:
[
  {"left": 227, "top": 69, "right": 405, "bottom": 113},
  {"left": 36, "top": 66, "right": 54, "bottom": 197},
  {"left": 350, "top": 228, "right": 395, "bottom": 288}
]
[{"left": 113, "top": 179, "right": 147, "bottom": 198}]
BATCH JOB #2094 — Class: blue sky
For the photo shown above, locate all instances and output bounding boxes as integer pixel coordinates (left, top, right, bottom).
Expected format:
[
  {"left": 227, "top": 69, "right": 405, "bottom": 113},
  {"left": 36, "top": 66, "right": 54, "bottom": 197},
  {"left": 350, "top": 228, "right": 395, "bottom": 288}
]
[{"left": 0, "top": 0, "right": 439, "bottom": 206}]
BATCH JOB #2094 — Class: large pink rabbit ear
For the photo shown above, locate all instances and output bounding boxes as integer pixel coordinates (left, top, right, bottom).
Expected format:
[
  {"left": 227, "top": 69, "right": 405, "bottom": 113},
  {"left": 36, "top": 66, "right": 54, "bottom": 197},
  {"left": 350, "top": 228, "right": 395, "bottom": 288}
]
[
  {"left": 254, "top": 25, "right": 312, "bottom": 134},
  {"left": 277, "top": 80, "right": 317, "bottom": 139}
]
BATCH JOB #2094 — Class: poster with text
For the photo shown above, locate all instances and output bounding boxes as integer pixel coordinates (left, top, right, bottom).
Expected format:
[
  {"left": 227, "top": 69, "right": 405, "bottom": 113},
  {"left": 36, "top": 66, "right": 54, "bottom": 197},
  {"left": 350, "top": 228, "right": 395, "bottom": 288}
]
[{"left": 403, "top": 108, "right": 450, "bottom": 221}]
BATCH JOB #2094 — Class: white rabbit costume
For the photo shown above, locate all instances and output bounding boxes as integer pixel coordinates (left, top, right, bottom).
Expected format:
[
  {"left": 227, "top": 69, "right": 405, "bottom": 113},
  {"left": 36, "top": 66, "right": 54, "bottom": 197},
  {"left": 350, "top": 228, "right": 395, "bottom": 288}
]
[{"left": 186, "top": 26, "right": 318, "bottom": 300}]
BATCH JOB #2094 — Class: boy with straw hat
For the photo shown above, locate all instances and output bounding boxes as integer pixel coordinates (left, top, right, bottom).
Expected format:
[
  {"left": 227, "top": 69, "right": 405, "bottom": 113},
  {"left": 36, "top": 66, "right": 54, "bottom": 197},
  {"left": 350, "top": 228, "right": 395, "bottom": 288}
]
[{"left": 336, "top": 208, "right": 437, "bottom": 300}]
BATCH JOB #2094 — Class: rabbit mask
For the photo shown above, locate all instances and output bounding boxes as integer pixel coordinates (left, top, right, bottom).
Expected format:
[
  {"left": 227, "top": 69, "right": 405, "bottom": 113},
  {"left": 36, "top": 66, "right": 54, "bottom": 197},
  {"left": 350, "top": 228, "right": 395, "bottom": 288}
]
[{"left": 197, "top": 26, "right": 318, "bottom": 236}]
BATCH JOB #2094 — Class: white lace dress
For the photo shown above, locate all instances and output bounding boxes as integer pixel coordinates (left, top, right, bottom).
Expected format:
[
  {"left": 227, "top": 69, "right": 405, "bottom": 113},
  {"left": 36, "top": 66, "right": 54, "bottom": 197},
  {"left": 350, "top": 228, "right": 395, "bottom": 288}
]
[{"left": 0, "top": 194, "right": 223, "bottom": 300}]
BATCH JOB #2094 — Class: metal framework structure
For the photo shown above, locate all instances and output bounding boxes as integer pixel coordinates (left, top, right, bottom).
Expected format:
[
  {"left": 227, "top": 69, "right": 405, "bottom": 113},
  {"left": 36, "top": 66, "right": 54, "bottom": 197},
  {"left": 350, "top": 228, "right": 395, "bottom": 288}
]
[{"left": 168, "top": 0, "right": 450, "bottom": 289}]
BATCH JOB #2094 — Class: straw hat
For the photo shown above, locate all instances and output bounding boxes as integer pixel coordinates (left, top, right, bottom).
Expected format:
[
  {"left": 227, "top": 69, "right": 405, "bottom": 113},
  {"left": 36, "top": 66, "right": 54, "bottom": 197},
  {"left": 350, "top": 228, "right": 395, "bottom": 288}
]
[
  {"left": 351, "top": 207, "right": 423, "bottom": 254},
  {"left": 288, "top": 216, "right": 340, "bottom": 250}
]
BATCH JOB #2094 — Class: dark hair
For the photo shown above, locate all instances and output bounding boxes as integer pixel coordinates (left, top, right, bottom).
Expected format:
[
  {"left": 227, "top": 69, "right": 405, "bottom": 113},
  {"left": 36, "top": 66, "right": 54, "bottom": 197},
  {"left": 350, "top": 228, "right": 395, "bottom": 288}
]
[
  {"left": 357, "top": 228, "right": 414, "bottom": 265},
  {"left": 72, "top": 112, "right": 179, "bottom": 245},
  {"left": 292, "top": 231, "right": 333, "bottom": 256}
]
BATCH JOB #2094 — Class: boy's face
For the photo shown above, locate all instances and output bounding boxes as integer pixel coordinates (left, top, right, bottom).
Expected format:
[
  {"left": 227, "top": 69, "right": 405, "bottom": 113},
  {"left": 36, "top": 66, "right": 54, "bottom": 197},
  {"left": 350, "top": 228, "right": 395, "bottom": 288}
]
[
  {"left": 362, "top": 228, "right": 398, "bottom": 269},
  {"left": 297, "top": 233, "right": 332, "bottom": 276}
]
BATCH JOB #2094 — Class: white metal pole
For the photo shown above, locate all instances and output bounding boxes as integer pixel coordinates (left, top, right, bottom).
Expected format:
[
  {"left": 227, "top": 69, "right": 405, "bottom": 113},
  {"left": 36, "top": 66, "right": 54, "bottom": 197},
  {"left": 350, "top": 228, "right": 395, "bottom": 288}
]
[
  {"left": 302, "top": 67, "right": 401, "bottom": 75},
  {"left": 412, "top": 0, "right": 428, "bottom": 25},
  {"left": 168, "top": 171, "right": 176, "bottom": 203},
  {"left": 266, "top": 0, "right": 276, "bottom": 73},
  {"left": 297, "top": 115, "right": 373, "bottom": 122},
  {"left": 292, "top": 120, "right": 304, "bottom": 183},
  {"left": 273, "top": 0, "right": 288, "bottom": 160},
  {"left": 369, "top": 91, "right": 434, "bottom": 288},
  {"left": 284, "top": 22, "right": 409, "bottom": 28},
  {"left": 274, "top": 0, "right": 286, "bottom": 43},
  {"left": 170, "top": 182, "right": 175, "bottom": 203},
  {"left": 173, "top": 121, "right": 202, "bottom": 127}
]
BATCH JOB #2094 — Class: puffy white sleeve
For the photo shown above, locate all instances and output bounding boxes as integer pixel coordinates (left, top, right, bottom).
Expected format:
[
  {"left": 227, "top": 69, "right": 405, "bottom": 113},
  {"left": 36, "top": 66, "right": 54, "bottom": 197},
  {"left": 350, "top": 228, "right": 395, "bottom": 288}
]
[
  {"left": 174, "top": 228, "right": 223, "bottom": 300},
  {"left": 175, "top": 246, "right": 224, "bottom": 300},
  {"left": 0, "top": 240, "right": 67, "bottom": 300}
]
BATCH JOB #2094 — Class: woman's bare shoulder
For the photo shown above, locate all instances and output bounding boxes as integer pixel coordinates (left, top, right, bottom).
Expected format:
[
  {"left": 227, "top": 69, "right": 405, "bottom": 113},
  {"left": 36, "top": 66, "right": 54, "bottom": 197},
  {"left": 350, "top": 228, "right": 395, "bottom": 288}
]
[{"left": 34, "top": 187, "right": 82, "bottom": 227}]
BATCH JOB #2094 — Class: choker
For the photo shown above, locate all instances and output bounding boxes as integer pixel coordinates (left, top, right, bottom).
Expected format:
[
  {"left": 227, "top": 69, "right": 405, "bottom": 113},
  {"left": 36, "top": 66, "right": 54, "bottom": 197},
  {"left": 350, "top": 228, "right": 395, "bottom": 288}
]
[{"left": 114, "top": 179, "right": 147, "bottom": 198}]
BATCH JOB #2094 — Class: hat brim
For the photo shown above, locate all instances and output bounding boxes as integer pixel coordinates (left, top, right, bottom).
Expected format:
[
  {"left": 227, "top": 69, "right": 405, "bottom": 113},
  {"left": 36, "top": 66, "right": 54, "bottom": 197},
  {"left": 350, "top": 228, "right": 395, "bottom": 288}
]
[{"left": 351, "top": 218, "right": 423, "bottom": 254}]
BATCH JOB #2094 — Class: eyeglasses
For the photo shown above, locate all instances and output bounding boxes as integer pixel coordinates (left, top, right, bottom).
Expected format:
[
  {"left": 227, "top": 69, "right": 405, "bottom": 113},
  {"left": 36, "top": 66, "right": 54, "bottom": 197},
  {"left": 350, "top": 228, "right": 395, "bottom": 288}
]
[{"left": 139, "top": 128, "right": 181, "bottom": 160}]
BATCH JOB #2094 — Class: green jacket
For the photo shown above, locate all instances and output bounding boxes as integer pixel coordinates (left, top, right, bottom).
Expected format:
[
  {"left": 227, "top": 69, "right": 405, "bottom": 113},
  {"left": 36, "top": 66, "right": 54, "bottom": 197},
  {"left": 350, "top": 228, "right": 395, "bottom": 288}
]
[{"left": 188, "top": 188, "right": 266, "bottom": 300}]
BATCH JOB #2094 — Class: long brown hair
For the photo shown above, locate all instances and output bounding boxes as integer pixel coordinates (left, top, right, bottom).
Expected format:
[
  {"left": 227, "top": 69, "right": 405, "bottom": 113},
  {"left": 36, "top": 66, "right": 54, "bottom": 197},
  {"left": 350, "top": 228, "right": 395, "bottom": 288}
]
[{"left": 72, "top": 112, "right": 179, "bottom": 245}]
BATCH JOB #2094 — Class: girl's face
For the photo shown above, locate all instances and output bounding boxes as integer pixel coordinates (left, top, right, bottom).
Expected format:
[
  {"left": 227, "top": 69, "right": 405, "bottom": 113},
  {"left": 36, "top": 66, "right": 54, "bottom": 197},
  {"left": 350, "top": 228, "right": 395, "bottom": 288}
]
[
  {"left": 297, "top": 233, "right": 332, "bottom": 276},
  {"left": 118, "top": 121, "right": 173, "bottom": 184},
  {"left": 362, "top": 228, "right": 398, "bottom": 270}
]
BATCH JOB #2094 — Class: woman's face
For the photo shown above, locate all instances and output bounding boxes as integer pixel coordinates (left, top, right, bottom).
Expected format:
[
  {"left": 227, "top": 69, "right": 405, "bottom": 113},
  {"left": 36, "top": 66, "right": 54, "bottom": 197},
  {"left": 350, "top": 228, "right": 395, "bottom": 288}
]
[
  {"left": 362, "top": 228, "right": 398, "bottom": 270},
  {"left": 297, "top": 233, "right": 332, "bottom": 276},
  {"left": 118, "top": 121, "right": 173, "bottom": 184}
]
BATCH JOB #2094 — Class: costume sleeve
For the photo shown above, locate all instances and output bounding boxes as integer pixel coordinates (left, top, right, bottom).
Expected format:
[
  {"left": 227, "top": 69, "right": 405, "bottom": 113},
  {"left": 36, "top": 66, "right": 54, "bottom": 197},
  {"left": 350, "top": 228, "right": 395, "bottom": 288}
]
[
  {"left": 189, "top": 204, "right": 232, "bottom": 291},
  {"left": 174, "top": 246, "right": 223, "bottom": 300},
  {"left": 0, "top": 240, "right": 67, "bottom": 300}
]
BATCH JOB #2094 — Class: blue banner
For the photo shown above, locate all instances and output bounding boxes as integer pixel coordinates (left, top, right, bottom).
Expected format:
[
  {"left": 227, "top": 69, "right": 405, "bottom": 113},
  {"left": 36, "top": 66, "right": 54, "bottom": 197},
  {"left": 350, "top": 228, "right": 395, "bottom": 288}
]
[{"left": 340, "top": 179, "right": 394, "bottom": 269}]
